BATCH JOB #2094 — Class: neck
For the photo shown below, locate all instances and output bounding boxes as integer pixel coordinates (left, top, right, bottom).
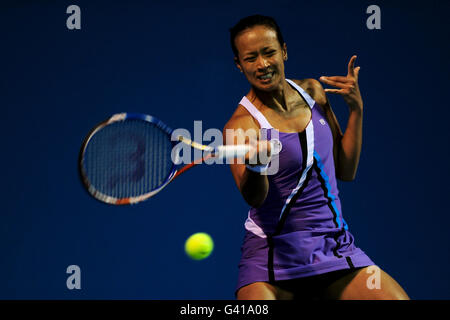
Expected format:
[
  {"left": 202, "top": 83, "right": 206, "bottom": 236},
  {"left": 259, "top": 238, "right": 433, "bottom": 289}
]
[{"left": 251, "top": 79, "right": 294, "bottom": 113}]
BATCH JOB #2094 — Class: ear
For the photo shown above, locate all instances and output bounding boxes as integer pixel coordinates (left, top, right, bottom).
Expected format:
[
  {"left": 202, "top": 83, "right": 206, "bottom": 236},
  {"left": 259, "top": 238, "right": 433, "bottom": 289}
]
[
  {"left": 234, "top": 57, "right": 243, "bottom": 73},
  {"left": 282, "top": 43, "right": 288, "bottom": 61}
]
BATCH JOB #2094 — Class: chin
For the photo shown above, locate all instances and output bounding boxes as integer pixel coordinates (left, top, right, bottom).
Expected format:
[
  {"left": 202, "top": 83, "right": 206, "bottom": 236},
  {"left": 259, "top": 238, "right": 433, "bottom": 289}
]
[
  {"left": 253, "top": 80, "right": 280, "bottom": 92},
  {"left": 253, "top": 74, "right": 284, "bottom": 92}
]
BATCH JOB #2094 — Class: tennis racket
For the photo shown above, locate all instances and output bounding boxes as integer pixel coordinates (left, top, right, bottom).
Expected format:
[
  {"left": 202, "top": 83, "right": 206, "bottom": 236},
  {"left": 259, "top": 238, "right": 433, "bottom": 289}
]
[{"left": 79, "top": 112, "right": 252, "bottom": 205}]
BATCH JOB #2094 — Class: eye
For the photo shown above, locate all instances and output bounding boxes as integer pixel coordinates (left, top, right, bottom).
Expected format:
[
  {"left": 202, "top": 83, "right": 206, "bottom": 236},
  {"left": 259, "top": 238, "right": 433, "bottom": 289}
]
[{"left": 244, "top": 56, "right": 256, "bottom": 62}]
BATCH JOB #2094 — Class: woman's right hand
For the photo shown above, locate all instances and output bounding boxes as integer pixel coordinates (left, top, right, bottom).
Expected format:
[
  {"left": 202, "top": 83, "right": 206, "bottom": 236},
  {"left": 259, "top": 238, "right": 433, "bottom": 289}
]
[{"left": 245, "top": 138, "right": 273, "bottom": 167}]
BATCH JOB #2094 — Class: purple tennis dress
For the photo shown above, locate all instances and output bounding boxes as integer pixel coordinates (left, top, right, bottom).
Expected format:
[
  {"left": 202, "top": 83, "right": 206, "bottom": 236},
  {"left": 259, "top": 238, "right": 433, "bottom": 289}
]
[{"left": 236, "top": 79, "right": 374, "bottom": 292}]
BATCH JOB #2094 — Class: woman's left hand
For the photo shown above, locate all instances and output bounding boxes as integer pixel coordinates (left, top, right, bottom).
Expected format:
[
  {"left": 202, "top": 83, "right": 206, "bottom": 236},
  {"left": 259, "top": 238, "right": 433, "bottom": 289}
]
[{"left": 319, "top": 55, "right": 363, "bottom": 112}]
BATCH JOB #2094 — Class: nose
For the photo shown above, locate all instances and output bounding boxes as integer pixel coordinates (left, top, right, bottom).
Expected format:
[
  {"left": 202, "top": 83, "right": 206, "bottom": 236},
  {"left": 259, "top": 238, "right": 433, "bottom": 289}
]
[{"left": 256, "top": 55, "right": 270, "bottom": 71}]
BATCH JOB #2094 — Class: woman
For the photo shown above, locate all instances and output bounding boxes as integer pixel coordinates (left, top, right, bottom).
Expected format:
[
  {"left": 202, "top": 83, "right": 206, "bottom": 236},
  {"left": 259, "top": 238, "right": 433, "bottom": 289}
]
[{"left": 223, "top": 15, "right": 409, "bottom": 300}]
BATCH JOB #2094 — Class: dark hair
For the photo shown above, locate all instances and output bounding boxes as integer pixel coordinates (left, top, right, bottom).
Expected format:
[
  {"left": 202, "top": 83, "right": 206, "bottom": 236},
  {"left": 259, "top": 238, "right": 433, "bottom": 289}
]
[{"left": 229, "top": 15, "right": 285, "bottom": 59}]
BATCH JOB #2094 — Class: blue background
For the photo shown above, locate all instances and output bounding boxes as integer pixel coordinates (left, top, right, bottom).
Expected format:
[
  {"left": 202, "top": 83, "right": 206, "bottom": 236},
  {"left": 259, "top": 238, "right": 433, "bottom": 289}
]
[{"left": 1, "top": 0, "right": 449, "bottom": 299}]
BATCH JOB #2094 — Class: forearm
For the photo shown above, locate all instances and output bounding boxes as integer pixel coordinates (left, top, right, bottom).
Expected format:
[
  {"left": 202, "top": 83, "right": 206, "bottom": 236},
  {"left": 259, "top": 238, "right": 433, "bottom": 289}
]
[
  {"left": 337, "top": 108, "right": 363, "bottom": 180},
  {"left": 239, "top": 168, "right": 269, "bottom": 208}
]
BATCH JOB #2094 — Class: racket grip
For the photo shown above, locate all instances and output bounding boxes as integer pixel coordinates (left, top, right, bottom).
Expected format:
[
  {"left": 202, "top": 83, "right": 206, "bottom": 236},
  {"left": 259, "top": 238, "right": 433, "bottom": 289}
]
[{"left": 215, "top": 145, "right": 251, "bottom": 159}]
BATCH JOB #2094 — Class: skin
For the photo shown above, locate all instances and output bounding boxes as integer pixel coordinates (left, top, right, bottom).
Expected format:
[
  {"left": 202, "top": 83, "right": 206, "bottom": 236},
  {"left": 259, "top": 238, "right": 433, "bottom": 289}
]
[
  {"left": 237, "top": 266, "right": 410, "bottom": 300},
  {"left": 224, "top": 25, "right": 410, "bottom": 300}
]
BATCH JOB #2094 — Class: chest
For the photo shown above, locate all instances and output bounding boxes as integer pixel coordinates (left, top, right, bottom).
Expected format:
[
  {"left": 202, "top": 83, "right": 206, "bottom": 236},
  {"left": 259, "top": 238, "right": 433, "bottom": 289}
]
[
  {"left": 262, "top": 100, "right": 312, "bottom": 133},
  {"left": 269, "top": 108, "right": 334, "bottom": 174}
]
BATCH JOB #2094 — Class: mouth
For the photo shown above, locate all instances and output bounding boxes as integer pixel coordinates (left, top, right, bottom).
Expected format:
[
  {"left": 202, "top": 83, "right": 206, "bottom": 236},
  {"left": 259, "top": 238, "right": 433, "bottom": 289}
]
[{"left": 257, "top": 72, "right": 274, "bottom": 81}]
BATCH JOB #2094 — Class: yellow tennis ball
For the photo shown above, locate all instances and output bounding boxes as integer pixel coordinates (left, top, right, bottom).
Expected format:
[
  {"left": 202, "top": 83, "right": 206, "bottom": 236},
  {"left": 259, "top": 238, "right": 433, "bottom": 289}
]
[{"left": 184, "top": 232, "right": 214, "bottom": 260}]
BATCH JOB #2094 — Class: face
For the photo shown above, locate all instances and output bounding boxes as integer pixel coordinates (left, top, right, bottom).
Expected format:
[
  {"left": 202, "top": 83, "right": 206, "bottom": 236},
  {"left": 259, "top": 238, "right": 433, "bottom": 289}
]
[{"left": 234, "top": 25, "right": 287, "bottom": 92}]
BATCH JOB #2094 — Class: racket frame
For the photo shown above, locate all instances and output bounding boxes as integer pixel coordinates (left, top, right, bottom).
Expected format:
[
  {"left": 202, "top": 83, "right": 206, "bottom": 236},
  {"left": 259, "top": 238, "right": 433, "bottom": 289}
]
[
  {"left": 79, "top": 113, "right": 250, "bottom": 205},
  {"left": 79, "top": 113, "right": 180, "bottom": 205}
]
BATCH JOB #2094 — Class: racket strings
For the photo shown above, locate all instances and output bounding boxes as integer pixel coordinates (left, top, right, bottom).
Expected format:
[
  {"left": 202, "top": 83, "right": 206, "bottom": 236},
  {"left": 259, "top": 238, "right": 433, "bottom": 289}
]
[{"left": 83, "top": 119, "right": 173, "bottom": 200}]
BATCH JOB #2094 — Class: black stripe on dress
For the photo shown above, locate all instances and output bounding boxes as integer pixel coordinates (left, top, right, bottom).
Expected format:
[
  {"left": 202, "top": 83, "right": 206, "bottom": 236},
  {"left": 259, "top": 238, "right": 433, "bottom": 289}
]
[{"left": 268, "top": 131, "right": 312, "bottom": 282}]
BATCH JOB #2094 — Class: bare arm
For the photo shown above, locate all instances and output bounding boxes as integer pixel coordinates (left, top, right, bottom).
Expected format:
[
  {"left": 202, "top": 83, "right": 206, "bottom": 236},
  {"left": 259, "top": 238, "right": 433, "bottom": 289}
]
[
  {"left": 223, "top": 111, "right": 271, "bottom": 207},
  {"left": 319, "top": 55, "right": 363, "bottom": 181},
  {"left": 307, "top": 55, "right": 364, "bottom": 181},
  {"left": 323, "top": 93, "right": 362, "bottom": 181}
]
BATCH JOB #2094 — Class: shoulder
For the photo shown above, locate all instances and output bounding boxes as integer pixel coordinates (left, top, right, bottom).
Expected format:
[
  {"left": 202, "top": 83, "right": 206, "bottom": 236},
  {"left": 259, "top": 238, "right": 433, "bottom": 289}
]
[
  {"left": 223, "top": 104, "right": 257, "bottom": 131},
  {"left": 290, "top": 78, "right": 327, "bottom": 107},
  {"left": 223, "top": 104, "right": 259, "bottom": 143}
]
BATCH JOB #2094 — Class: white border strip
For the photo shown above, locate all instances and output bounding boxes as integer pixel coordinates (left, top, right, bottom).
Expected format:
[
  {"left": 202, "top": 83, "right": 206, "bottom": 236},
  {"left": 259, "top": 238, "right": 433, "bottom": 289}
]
[{"left": 278, "top": 121, "right": 315, "bottom": 220}]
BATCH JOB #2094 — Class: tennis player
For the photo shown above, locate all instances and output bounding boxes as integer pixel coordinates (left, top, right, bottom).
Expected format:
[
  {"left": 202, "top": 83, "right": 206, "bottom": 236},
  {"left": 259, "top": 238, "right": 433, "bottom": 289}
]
[{"left": 223, "top": 15, "right": 409, "bottom": 300}]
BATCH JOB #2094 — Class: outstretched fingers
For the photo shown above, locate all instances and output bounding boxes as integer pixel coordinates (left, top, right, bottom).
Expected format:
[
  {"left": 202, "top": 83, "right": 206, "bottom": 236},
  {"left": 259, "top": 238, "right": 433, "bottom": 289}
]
[
  {"left": 348, "top": 55, "right": 357, "bottom": 76},
  {"left": 320, "top": 76, "right": 355, "bottom": 95},
  {"left": 319, "top": 55, "right": 363, "bottom": 108}
]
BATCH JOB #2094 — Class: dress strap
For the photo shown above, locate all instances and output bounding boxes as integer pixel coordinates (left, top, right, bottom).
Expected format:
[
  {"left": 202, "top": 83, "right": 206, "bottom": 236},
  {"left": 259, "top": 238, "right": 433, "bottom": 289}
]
[
  {"left": 239, "top": 96, "right": 273, "bottom": 129},
  {"left": 285, "top": 79, "right": 315, "bottom": 109},
  {"left": 239, "top": 79, "right": 316, "bottom": 128}
]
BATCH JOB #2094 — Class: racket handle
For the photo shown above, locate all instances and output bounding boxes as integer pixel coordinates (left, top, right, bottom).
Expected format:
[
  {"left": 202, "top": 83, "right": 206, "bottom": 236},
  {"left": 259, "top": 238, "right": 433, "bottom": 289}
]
[{"left": 215, "top": 145, "right": 251, "bottom": 159}]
